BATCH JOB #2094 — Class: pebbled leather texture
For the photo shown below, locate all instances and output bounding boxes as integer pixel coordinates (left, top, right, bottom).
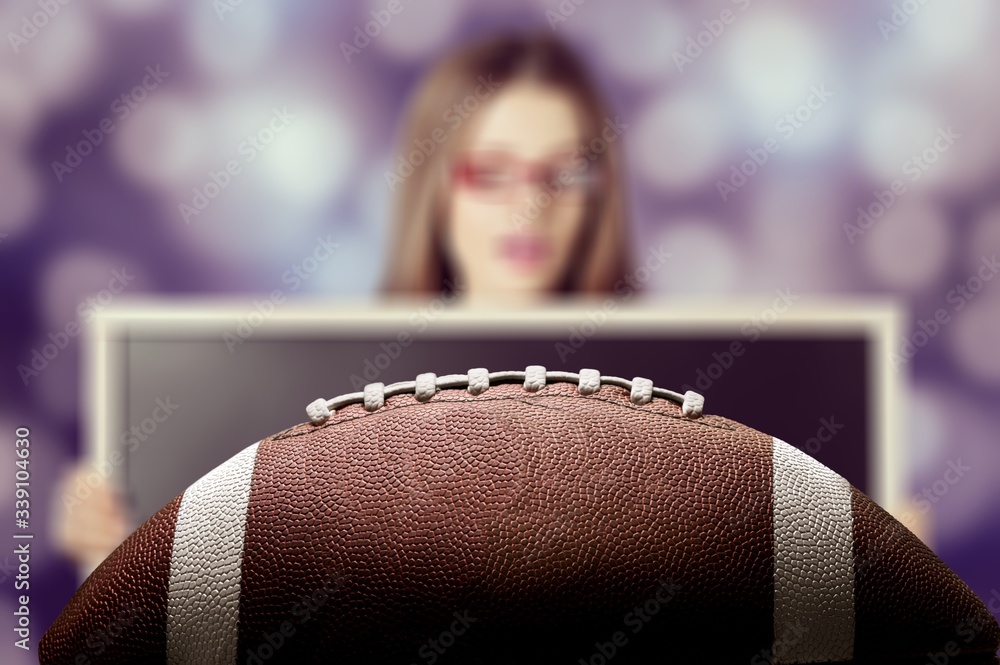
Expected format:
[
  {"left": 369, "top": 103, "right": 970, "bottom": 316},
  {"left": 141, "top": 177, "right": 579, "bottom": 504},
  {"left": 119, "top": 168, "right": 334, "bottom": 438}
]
[
  {"left": 238, "top": 381, "right": 775, "bottom": 663},
  {"left": 852, "top": 486, "right": 1000, "bottom": 662},
  {"left": 40, "top": 381, "right": 1000, "bottom": 664},
  {"left": 40, "top": 495, "right": 181, "bottom": 664}
]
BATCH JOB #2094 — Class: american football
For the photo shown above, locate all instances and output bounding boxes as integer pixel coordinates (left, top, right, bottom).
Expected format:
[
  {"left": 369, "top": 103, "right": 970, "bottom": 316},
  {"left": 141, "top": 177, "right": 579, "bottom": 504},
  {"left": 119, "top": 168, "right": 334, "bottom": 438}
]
[{"left": 40, "top": 367, "right": 1000, "bottom": 664}]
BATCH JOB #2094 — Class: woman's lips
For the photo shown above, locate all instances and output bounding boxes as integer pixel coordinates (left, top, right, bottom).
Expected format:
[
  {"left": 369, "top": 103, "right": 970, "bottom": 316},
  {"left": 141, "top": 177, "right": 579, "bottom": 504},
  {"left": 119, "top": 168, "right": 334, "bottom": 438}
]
[{"left": 498, "top": 234, "right": 552, "bottom": 271}]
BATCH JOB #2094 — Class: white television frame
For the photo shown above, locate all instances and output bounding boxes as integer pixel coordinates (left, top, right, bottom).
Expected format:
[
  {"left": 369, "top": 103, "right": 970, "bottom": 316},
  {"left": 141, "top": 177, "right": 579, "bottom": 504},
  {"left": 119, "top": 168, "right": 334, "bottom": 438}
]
[{"left": 84, "top": 297, "right": 906, "bottom": 516}]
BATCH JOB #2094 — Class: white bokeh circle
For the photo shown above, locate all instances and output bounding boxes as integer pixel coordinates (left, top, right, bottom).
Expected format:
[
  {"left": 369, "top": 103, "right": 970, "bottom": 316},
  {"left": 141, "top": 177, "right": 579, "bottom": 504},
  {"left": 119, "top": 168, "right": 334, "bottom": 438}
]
[
  {"left": 723, "top": 12, "right": 832, "bottom": 120},
  {"left": 907, "top": 0, "right": 996, "bottom": 69},
  {"left": 0, "top": 68, "right": 42, "bottom": 143},
  {"left": 949, "top": 294, "right": 1000, "bottom": 385},
  {"left": 15, "top": 4, "right": 105, "bottom": 107},
  {"left": 967, "top": 205, "right": 1000, "bottom": 275},
  {"left": 857, "top": 99, "right": 951, "bottom": 186},
  {"left": 182, "top": 0, "right": 277, "bottom": 78},
  {"left": 747, "top": 174, "right": 849, "bottom": 291},
  {"left": 91, "top": 0, "right": 173, "bottom": 20},
  {"left": 632, "top": 90, "right": 730, "bottom": 192},
  {"left": 38, "top": 248, "right": 147, "bottom": 332},
  {"left": 112, "top": 92, "right": 209, "bottom": 191},
  {"left": 366, "top": 0, "right": 463, "bottom": 61},
  {"left": 860, "top": 197, "right": 951, "bottom": 292},
  {"left": 0, "top": 147, "right": 43, "bottom": 240},
  {"left": 648, "top": 219, "right": 742, "bottom": 295},
  {"left": 255, "top": 104, "right": 358, "bottom": 211},
  {"left": 579, "top": 0, "right": 684, "bottom": 85}
]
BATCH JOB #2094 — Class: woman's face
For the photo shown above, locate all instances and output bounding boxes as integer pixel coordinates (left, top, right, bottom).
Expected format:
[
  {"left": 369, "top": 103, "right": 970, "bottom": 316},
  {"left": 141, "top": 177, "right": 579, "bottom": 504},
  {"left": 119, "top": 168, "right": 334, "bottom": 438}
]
[{"left": 445, "top": 82, "right": 593, "bottom": 301}]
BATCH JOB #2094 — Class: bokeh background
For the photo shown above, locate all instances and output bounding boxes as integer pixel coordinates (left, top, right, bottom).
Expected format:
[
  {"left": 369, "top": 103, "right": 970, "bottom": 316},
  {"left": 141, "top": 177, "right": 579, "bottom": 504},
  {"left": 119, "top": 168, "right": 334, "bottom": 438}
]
[{"left": 1, "top": 0, "right": 999, "bottom": 658}]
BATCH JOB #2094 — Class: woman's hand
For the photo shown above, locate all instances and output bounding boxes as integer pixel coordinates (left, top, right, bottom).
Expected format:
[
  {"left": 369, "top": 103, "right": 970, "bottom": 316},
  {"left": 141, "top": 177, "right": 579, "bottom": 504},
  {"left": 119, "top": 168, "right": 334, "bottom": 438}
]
[{"left": 52, "top": 464, "right": 131, "bottom": 570}]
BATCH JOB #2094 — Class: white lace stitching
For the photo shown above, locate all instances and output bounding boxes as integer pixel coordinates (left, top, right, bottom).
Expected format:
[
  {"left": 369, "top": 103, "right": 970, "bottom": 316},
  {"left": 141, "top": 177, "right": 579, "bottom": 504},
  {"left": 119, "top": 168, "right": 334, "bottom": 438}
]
[{"left": 306, "top": 367, "right": 705, "bottom": 425}]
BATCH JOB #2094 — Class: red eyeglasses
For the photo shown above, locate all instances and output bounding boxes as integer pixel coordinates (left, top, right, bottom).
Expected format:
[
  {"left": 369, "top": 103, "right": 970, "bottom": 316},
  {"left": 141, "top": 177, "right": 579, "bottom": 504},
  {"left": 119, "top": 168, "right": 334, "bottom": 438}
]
[{"left": 450, "top": 150, "right": 603, "bottom": 204}]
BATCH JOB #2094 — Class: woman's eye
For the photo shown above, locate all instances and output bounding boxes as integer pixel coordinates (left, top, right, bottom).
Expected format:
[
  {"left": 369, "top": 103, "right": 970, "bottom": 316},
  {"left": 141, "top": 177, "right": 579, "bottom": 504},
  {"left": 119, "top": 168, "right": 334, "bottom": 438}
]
[{"left": 470, "top": 167, "right": 510, "bottom": 188}]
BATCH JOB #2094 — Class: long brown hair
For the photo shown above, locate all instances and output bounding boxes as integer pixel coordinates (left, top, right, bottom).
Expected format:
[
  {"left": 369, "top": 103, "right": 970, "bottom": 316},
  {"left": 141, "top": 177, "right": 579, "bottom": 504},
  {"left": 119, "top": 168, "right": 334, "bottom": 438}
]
[{"left": 382, "top": 34, "right": 629, "bottom": 295}]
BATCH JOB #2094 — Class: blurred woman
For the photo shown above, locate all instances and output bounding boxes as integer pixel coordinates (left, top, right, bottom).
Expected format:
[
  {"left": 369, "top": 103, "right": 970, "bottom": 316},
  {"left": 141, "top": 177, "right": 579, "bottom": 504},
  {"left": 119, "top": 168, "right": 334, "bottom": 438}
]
[
  {"left": 382, "top": 34, "right": 629, "bottom": 301},
  {"left": 53, "top": 33, "right": 631, "bottom": 570}
]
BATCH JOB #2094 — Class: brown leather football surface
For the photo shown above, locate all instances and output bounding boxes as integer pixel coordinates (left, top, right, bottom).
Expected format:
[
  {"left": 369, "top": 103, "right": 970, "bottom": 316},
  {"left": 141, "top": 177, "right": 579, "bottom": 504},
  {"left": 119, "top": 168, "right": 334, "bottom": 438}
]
[{"left": 40, "top": 371, "right": 1000, "bottom": 664}]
